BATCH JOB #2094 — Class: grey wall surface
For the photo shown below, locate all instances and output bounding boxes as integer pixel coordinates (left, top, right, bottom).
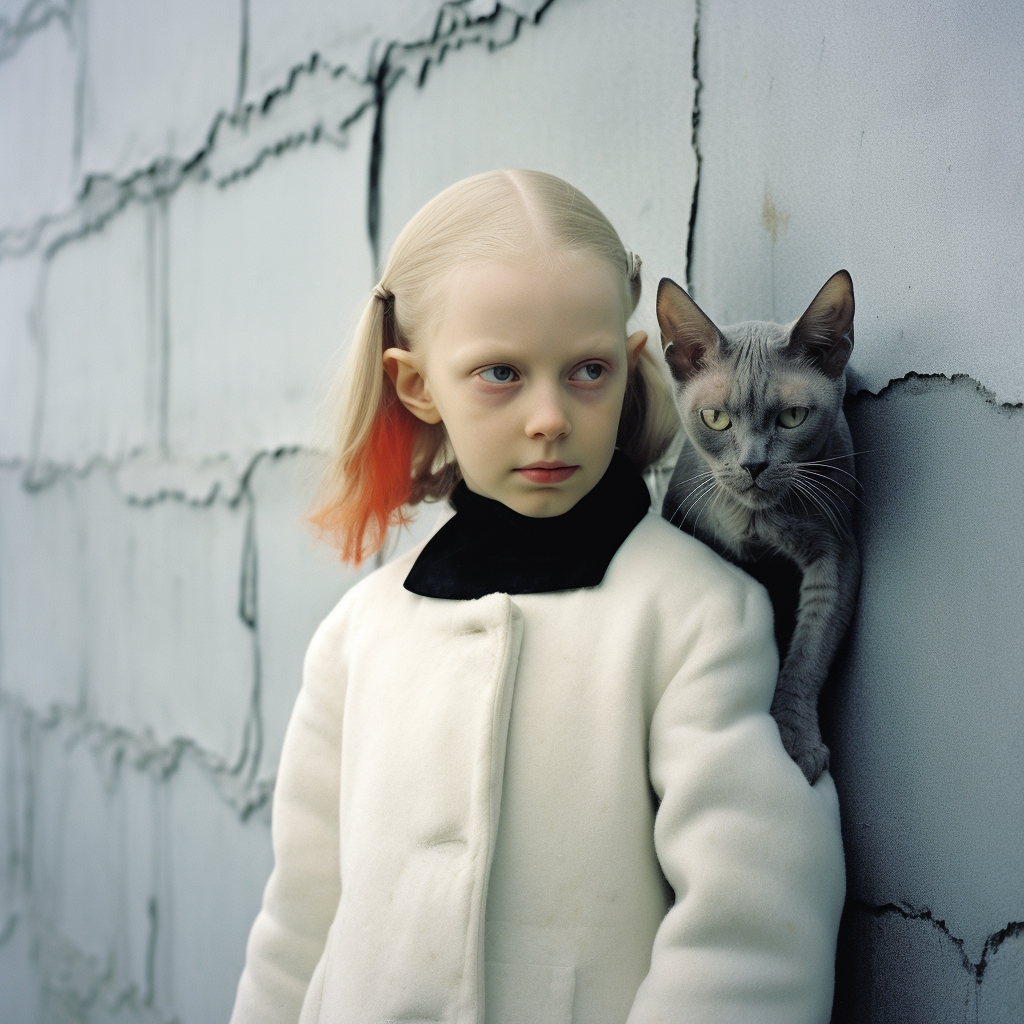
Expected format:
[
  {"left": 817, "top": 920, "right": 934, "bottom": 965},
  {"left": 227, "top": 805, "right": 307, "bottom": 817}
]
[{"left": 0, "top": 1, "right": 1020, "bottom": 1021}]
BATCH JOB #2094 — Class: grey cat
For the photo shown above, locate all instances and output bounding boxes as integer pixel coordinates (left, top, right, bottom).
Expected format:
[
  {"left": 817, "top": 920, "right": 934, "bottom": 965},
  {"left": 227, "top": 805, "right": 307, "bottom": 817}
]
[{"left": 658, "top": 271, "right": 860, "bottom": 784}]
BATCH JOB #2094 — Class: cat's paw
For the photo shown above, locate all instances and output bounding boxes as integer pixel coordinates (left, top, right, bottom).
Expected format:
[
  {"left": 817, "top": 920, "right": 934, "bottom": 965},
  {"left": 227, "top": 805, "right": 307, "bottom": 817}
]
[
  {"left": 792, "top": 735, "right": 830, "bottom": 785},
  {"left": 771, "top": 709, "right": 830, "bottom": 785}
]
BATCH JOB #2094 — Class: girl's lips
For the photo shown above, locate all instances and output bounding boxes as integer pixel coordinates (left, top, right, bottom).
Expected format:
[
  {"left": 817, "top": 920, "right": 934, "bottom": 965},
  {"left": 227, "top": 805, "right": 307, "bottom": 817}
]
[{"left": 516, "top": 464, "right": 578, "bottom": 484}]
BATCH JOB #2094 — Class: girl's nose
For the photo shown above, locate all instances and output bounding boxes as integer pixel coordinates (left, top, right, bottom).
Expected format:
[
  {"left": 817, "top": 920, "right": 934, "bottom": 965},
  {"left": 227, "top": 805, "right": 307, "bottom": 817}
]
[{"left": 525, "top": 387, "right": 571, "bottom": 440}]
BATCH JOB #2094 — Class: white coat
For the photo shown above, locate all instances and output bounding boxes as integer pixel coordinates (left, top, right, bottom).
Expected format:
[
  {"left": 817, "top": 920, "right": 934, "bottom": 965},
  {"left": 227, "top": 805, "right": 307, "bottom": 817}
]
[{"left": 230, "top": 512, "right": 846, "bottom": 1024}]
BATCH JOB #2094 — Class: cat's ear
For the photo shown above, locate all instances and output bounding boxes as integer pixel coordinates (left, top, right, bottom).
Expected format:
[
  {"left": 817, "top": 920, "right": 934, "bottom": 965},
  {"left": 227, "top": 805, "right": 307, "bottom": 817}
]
[
  {"left": 788, "top": 270, "right": 855, "bottom": 378},
  {"left": 657, "top": 278, "right": 722, "bottom": 384}
]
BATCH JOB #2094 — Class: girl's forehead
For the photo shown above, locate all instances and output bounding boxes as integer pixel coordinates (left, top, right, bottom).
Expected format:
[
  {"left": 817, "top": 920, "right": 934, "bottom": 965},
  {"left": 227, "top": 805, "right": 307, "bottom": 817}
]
[{"left": 440, "top": 256, "right": 626, "bottom": 330}]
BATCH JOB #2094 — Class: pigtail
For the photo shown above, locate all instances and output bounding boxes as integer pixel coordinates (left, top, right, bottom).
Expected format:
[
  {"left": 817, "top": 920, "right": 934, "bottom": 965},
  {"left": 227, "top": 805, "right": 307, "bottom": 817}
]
[
  {"left": 308, "top": 289, "right": 420, "bottom": 565},
  {"left": 618, "top": 247, "right": 680, "bottom": 470},
  {"left": 617, "top": 345, "right": 679, "bottom": 469}
]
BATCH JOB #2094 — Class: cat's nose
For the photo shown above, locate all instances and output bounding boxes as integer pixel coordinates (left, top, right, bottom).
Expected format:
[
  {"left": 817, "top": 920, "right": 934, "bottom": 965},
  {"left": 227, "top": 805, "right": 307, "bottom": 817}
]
[{"left": 743, "top": 461, "right": 769, "bottom": 482}]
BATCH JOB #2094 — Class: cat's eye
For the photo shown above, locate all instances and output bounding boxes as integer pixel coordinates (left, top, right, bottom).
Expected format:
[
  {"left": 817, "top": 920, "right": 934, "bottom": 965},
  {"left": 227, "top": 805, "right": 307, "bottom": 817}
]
[
  {"left": 479, "top": 365, "right": 519, "bottom": 384},
  {"left": 699, "top": 409, "right": 731, "bottom": 431},
  {"left": 777, "top": 406, "right": 809, "bottom": 428},
  {"left": 569, "top": 362, "right": 605, "bottom": 382}
]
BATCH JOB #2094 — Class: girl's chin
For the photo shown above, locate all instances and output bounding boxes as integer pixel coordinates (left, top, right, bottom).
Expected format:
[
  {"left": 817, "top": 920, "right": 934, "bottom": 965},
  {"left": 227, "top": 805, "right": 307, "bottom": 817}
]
[{"left": 505, "top": 489, "right": 584, "bottom": 518}]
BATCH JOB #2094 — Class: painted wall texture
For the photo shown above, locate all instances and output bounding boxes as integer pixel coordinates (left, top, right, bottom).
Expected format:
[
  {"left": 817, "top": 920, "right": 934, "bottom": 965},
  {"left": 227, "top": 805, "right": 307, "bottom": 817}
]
[{"left": 0, "top": 0, "right": 1020, "bottom": 1021}]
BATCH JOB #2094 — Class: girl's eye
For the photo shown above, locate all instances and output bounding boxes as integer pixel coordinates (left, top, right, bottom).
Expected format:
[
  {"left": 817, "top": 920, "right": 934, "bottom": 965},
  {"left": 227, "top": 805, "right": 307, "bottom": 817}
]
[
  {"left": 479, "top": 365, "right": 519, "bottom": 384},
  {"left": 570, "top": 363, "right": 605, "bottom": 382},
  {"left": 777, "top": 406, "right": 809, "bottom": 428},
  {"left": 699, "top": 408, "right": 731, "bottom": 431}
]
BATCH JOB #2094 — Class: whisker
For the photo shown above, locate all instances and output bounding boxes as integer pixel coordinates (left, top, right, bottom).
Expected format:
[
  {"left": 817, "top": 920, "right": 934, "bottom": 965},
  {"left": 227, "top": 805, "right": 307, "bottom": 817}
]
[
  {"left": 671, "top": 478, "right": 717, "bottom": 526},
  {"left": 791, "top": 486, "right": 814, "bottom": 520},
  {"left": 678, "top": 478, "right": 715, "bottom": 512},
  {"left": 791, "top": 460, "right": 862, "bottom": 486},
  {"left": 674, "top": 468, "right": 716, "bottom": 487},
  {"left": 691, "top": 482, "right": 721, "bottom": 535},
  {"left": 791, "top": 478, "right": 845, "bottom": 537},
  {"left": 797, "top": 469, "right": 870, "bottom": 509},
  {"left": 672, "top": 469, "right": 715, "bottom": 492},
  {"left": 791, "top": 480, "right": 840, "bottom": 536},
  {"left": 667, "top": 472, "right": 713, "bottom": 514},
  {"left": 790, "top": 479, "right": 847, "bottom": 540},
  {"left": 709, "top": 489, "right": 733, "bottom": 552},
  {"left": 686, "top": 481, "right": 718, "bottom": 523},
  {"left": 710, "top": 493, "right": 723, "bottom": 548},
  {"left": 798, "top": 474, "right": 849, "bottom": 522},
  {"left": 805, "top": 448, "right": 878, "bottom": 461}
]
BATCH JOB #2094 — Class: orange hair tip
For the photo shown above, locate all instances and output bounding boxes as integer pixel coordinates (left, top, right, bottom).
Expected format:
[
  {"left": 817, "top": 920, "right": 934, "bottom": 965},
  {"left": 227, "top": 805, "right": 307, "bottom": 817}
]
[{"left": 308, "top": 400, "right": 420, "bottom": 566}]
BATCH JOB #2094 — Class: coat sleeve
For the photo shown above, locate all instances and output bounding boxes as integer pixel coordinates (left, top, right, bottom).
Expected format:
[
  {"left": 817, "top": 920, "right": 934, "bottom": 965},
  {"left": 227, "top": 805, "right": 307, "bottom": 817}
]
[
  {"left": 627, "top": 574, "right": 846, "bottom": 1024},
  {"left": 229, "top": 604, "right": 349, "bottom": 1024}
]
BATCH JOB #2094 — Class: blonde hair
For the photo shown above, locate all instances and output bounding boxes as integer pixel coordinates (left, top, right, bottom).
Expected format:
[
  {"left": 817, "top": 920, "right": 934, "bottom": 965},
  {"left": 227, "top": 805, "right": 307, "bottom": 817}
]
[{"left": 309, "top": 169, "right": 679, "bottom": 563}]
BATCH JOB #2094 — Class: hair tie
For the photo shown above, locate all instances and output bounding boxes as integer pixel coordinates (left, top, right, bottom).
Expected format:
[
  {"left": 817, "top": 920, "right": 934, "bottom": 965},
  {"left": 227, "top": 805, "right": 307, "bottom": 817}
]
[
  {"left": 625, "top": 249, "right": 642, "bottom": 281},
  {"left": 372, "top": 282, "right": 391, "bottom": 302}
]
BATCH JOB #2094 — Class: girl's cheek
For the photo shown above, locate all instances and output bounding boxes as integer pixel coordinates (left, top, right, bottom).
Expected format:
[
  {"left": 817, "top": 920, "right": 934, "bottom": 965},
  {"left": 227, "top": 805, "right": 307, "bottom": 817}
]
[{"left": 569, "top": 381, "right": 620, "bottom": 408}]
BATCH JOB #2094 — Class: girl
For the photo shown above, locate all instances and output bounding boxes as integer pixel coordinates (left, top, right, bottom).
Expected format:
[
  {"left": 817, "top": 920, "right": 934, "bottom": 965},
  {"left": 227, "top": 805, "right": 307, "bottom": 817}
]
[{"left": 230, "top": 170, "right": 845, "bottom": 1024}]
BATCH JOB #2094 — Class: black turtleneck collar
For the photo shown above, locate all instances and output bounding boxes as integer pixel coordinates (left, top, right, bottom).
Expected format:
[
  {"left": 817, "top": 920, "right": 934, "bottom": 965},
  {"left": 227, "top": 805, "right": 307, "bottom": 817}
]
[{"left": 403, "top": 449, "right": 651, "bottom": 600}]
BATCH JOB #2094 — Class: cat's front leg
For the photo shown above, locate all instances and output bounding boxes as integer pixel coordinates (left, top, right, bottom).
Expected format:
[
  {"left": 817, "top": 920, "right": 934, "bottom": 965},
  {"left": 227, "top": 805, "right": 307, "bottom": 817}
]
[{"left": 771, "top": 541, "right": 860, "bottom": 784}]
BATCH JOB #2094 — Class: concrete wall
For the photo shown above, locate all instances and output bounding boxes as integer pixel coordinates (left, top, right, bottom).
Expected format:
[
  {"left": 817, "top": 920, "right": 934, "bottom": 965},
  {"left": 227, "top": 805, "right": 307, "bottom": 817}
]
[{"left": 0, "top": 1, "right": 1019, "bottom": 1020}]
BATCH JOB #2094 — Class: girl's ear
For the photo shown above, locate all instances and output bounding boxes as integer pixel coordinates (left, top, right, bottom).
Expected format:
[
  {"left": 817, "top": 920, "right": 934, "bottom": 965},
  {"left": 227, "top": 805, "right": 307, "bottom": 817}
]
[
  {"left": 383, "top": 348, "right": 443, "bottom": 424},
  {"left": 625, "top": 330, "right": 648, "bottom": 372}
]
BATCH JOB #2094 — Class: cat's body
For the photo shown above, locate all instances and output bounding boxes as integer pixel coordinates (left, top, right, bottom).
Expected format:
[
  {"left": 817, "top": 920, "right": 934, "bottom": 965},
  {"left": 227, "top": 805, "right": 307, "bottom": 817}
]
[{"left": 657, "top": 271, "right": 861, "bottom": 784}]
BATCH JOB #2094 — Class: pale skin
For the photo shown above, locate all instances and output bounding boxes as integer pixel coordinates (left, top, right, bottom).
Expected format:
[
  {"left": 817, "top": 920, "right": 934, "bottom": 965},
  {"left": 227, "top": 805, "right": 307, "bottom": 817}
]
[{"left": 383, "top": 257, "right": 647, "bottom": 518}]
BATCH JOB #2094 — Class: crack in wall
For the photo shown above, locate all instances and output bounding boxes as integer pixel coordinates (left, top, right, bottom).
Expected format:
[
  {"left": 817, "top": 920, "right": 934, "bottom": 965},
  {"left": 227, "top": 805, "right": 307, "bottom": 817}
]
[
  {"left": 0, "top": 694, "right": 179, "bottom": 1022},
  {"left": 236, "top": 486, "right": 264, "bottom": 795},
  {"left": 364, "top": 0, "right": 554, "bottom": 271},
  {"left": 69, "top": 0, "right": 85, "bottom": 175},
  {"left": 367, "top": 50, "right": 391, "bottom": 276},
  {"left": 208, "top": 57, "right": 374, "bottom": 190},
  {"left": 0, "top": 691, "right": 272, "bottom": 822},
  {"left": 0, "top": 0, "right": 71, "bottom": 65},
  {"left": 11, "top": 443, "right": 304, "bottom": 507},
  {"left": 0, "top": 912, "right": 176, "bottom": 1024},
  {"left": 25, "top": 255, "right": 50, "bottom": 488},
  {"left": 0, "top": 472, "right": 274, "bottom": 1018},
  {"left": 850, "top": 900, "right": 1024, "bottom": 986},
  {"left": 11, "top": 172, "right": 183, "bottom": 499},
  {"left": 405, "top": 0, "right": 555, "bottom": 88},
  {"left": 846, "top": 369, "right": 1023, "bottom": 416},
  {"left": 0, "top": 458, "right": 283, "bottom": 822},
  {"left": 36, "top": 911, "right": 172, "bottom": 1024},
  {"left": 235, "top": 0, "right": 250, "bottom": 121},
  {"left": 143, "top": 896, "right": 158, "bottom": 1010},
  {"left": 3, "top": 0, "right": 557, "bottom": 521},
  {"left": 0, "top": 694, "right": 258, "bottom": 1018},
  {"left": 0, "top": 447, "right": 310, "bottom": 829},
  {"left": 0, "top": 0, "right": 551, "bottom": 261},
  {"left": 143, "top": 194, "right": 172, "bottom": 457},
  {"left": 684, "top": 0, "right": 702, "bottom": 294}
]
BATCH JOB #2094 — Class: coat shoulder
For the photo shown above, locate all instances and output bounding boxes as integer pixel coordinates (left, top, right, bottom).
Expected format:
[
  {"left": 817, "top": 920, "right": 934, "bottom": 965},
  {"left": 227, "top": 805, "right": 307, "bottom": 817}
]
[
  {"left": 613, "top": 514, "right": 777, "bottom": 694},
  {"left": 619, "top": 512, "right": 768, "bottom": 608},
  {"left": 304, "top": 539, "right": 428, "bottom": 672}
]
